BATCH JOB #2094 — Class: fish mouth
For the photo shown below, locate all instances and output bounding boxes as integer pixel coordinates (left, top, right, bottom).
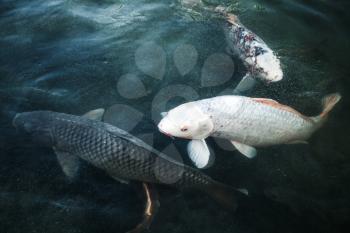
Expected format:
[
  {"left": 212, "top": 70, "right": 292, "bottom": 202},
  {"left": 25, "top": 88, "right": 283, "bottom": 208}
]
[
  {"left": 157, "top": 122, "right": 174, "bottom": 138},
  {"left": 159, "top": 128, "right": 173, "bottom": 138}
]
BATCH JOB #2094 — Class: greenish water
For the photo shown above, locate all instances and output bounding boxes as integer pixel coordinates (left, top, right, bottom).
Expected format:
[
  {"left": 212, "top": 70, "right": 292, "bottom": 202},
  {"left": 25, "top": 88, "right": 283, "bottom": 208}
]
[{"left": 1, "top": 0, "right": 350, "bottom": 232}]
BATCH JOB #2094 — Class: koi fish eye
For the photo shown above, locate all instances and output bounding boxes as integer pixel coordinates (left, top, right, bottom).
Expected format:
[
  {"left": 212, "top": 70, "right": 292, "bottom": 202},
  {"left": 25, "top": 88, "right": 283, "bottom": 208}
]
[
  {"left": 180, "top": 126, "right": 188, "bottom": 132},
  {"left": 181, "top": 128, "right": 188, "bottom": 132}
]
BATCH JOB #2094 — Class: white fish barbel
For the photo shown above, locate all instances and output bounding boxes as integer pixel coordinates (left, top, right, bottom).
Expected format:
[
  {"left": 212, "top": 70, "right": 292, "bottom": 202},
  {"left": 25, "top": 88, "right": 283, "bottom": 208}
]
[{"left": 158, "top": 93, "right": 341, "bottom": 168}]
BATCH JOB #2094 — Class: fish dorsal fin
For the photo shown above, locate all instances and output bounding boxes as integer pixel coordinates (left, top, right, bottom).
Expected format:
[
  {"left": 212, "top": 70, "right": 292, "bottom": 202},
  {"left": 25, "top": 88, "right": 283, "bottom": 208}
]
[
  {"left": 187, "top": 139, "right": 212, "bottom": 169},
  {"left": 54, "top": 147, "right": 80, "bottom": 179},
  {"left": 252, "top": 98, "right": 309, "bottom": 120},
  {"left": 82, "top": 108, "right": 105, "bottom": 121},
  {"left": 231, "top": 141, "right": 257, "bottom": 159},
  {"left": 160, "top": 112, "right": 168, "bottom": 118},
  {"left": 253, "top": 98, "right": 279, "bottom": 104}
]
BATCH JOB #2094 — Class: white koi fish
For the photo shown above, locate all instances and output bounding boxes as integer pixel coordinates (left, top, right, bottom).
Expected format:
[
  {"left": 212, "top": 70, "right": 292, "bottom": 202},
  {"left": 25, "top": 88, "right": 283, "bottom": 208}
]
[
  {"left": 176, "top": 2, "right": 283, "bottom": 93},
  {"left": 222, "top": 12, "right": 283, "bottom": 93},
  {"left": 158, "top": 93, "right": 341, "bottom": 168}
]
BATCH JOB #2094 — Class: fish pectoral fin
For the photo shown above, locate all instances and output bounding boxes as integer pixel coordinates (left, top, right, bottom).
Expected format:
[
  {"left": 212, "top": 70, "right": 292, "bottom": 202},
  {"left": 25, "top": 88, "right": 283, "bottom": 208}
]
[
  {"left": 287, "top": 140, "right": 308, "bottom": 144},
  {"left": 231, "top": 141, "right": 257, "bottom": 159},
  {"left": 232, "top": 73, "right": 257, "bottom": 95},
  {"left": 54, "top": 147, "right": 80, "bottom": 179},
  {"left": 187, "top": 139, "right": 212, "bottom": 169},
  {"left": 82, "top": 108, "right": 105, "bottom": 121},
  {"left": 160, "top": 112, "right": 168, "bottom": 118},
  {"left": 108, "top": 173, "right": 129, "bottom": 184}
]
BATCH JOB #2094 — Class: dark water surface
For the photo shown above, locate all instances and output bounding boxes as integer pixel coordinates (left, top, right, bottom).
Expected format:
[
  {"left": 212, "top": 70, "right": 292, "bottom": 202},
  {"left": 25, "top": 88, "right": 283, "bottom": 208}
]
[{"left": 1, "top": 0, "right": 350, "bottom": 232}]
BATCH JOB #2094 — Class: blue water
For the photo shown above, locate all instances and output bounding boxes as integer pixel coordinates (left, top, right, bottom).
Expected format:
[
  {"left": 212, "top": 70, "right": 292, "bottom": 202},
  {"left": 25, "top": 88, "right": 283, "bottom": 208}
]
[{"left": 1, "top": 0, "right": 350, "bottom": 232}]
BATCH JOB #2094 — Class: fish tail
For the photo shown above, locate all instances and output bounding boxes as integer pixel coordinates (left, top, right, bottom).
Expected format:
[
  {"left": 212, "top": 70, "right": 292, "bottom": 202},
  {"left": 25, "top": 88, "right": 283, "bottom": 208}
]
[
  {"left": 311, "top": 93, "right": 341, "bottom": 124},
  {"left": 203, "top": 181, "right": 247, "bottom": 211}
]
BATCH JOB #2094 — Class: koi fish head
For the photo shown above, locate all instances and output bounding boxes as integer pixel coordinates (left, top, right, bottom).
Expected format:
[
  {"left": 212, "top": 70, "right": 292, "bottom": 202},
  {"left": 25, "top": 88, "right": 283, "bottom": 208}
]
[{"left": 158, "top": 102, "right": 214, "bottom": 140}]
